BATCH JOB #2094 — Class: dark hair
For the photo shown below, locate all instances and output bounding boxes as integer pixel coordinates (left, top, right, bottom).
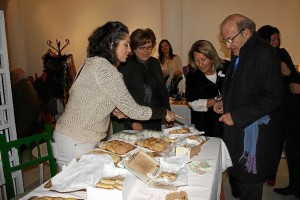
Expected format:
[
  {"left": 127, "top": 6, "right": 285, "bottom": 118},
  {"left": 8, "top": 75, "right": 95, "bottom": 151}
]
[
  {"left": 188, "top": 40, "right": 222, "bottom": 73},
  {"left": 237, "top": 17, "right": 256, "bottom": 33},
  {"left": 144, "top": 28, "right": 156, "bottom": 47},
  {"left": 130, "top": 29, "right": 152, "bottom": 51},
  {"left": 257, "top": 25, "right": 280, "bottom": 46},
  {"left": 158, "top": 39, "right": 175, "bottom": 64},
  {"left": 87, "top": 21, "right": 129, "bottom": 66}
]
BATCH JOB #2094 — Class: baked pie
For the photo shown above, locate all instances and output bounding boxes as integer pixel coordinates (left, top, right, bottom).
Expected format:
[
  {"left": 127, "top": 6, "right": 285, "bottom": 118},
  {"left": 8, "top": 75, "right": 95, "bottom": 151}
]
[{"left": 137, "top": 137, "right": 169, "bottom": 152}]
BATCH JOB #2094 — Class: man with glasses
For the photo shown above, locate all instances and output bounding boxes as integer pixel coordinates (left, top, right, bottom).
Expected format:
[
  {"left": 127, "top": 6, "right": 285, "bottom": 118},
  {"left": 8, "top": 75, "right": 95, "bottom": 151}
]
[{"left": 214, "top": 14, "right": 283, "bottom": 200}]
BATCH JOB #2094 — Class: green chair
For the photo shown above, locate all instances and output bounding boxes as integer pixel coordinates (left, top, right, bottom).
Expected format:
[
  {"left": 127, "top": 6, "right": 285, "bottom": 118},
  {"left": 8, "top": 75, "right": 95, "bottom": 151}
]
[{"left": 0, "top": 123, "right": 57, "bottom": 199}]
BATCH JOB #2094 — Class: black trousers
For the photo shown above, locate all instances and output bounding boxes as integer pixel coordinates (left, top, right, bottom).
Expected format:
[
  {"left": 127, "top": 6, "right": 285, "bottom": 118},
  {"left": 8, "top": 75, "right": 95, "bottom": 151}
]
[
  {"left": 239, "top": 181, "right": 264, "bottom": 200},
  {"left": 229, "top": 175, "right": 264, "bottom": 200}
]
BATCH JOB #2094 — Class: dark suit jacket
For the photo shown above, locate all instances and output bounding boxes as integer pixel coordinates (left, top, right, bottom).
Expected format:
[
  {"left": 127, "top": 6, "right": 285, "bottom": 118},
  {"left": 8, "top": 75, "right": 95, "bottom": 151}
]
[
  {"left": 278, "top": 48, "right": 300, "bottom": 138},
  {"left": 222, "top": 32, "right": 283, "bottom": 182}
]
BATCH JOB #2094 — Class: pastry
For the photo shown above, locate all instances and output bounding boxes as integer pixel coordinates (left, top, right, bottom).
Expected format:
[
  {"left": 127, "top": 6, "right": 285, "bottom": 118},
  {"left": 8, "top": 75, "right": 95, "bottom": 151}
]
[
  {"left": 101, "top": 140, "right": 134, "bottom": 155},
  {"left": 96, "top": 176, "right": 125, "bottom": 190},
  {"left": 137, "top": 137, "right": 169, "bottom": 152}
]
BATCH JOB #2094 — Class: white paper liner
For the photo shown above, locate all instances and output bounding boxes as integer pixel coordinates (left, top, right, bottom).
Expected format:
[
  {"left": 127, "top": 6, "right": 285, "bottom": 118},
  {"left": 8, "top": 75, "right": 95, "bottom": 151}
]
[
  {"left": 50, "top": 154, "right": 114, "bottom": 193},
  {"left": 148, "top": 156, "right": 189, "bottom": 187},
  {"left": 163, "top": 125, "right": 204, "bottom": 139}
]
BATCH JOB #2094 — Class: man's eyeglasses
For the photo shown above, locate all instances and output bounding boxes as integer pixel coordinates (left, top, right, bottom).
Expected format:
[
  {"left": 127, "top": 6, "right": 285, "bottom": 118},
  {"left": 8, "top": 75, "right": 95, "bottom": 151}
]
[
  {"left": 138, "top": 46, "right": 153, "bottom": 51},
  {"left": 222, "top": 29, "right": 244, "bottom": 44}
]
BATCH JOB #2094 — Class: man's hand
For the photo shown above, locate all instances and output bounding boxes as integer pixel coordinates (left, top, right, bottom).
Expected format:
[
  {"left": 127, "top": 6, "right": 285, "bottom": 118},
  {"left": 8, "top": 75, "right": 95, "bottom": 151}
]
[
  {"left": 290, "top": 83, "right": 300, "bottom": 94},
  {"left": 213, "top": 100, "right": 224, "bottom": 114},
  {"left": 219, "top": 112, "right": 234, "bottom": 126}
]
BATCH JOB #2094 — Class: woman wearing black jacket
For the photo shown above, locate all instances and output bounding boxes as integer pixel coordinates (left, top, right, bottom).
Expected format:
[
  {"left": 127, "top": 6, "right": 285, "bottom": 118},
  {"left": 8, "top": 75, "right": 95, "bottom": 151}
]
[
  {"left": 118, "top": 28, "right": 170, "bottom": 131},
  {"left": 185, "top": 40, "right": 228, "bottom": 138},
  {"left": 258, "top": 25, "right": 300, "bottom": 197}
]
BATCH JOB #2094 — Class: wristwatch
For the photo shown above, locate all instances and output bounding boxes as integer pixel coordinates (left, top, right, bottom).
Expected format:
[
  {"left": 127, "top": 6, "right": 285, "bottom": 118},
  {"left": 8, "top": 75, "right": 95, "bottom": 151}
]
[{"left": 214, "top": 95, "right": 220, "bottom": 102}]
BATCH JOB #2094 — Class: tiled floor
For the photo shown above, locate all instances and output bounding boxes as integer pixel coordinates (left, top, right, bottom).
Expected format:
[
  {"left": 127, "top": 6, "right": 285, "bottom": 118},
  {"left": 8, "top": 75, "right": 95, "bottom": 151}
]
[{"left": 22, "top": 154, "right": 297, "bottom": 200}]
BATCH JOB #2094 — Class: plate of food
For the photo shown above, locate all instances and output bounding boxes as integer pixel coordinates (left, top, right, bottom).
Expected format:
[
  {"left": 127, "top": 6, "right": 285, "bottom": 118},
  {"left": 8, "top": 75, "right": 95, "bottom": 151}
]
[{"left": 97, "top": 140, "right": 136, "bottom": 156}]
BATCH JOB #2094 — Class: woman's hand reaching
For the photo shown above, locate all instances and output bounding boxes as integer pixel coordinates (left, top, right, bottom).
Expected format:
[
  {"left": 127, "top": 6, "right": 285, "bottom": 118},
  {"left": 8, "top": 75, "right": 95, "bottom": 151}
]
[
  {"left": 112, "top": 108, "right": 128, "bottom": 119},
  {"left": 165, "top": 109, "right": 176, "bottom": 122}
]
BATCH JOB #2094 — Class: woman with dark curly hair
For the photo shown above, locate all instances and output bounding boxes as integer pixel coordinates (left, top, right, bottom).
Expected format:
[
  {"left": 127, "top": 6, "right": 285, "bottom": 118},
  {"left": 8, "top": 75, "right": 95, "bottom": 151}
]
[{"left": 52, "top": 22, "right": 176, "bottom": 168}]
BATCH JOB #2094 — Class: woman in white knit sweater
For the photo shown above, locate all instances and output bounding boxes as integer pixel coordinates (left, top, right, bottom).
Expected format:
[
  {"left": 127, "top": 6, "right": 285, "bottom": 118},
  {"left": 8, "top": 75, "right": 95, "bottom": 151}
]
[{"left": 51, "top": 21, "right": 176, "bottom": 168}]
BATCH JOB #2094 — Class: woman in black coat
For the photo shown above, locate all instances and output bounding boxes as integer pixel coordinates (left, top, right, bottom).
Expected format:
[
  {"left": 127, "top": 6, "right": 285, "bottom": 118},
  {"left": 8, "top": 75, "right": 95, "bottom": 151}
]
[
  {"left": 185, "top": 40, "right": 227, "bottom": 138},
  {"left": 258, "top": 25, "right": 300, "bottom": 197},
  {"left": 118, "top": 28, "right": 170, "bottom": 131}
]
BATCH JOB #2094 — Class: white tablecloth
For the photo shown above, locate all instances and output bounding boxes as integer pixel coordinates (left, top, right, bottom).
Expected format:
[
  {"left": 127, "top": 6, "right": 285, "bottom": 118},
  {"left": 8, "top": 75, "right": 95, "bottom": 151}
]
[
  {"left": 21, "top": 137, "right": 232, "bottom": 200},
  {"left": 127, "top": 137, "right": 232, "bottom": 200}
]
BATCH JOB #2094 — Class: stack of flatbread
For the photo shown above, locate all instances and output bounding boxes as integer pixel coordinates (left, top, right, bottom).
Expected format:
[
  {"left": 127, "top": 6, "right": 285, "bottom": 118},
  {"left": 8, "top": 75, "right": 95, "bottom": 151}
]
[{"left": 95, "top": 176, "right": 125, "bottom": 190}]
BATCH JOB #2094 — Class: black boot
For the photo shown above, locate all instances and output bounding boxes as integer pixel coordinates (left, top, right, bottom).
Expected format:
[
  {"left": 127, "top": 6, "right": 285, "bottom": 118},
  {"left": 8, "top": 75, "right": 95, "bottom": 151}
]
[
  {"left": 229, "top": 175, "right": 240, "bottom": 198},
  {"left": 274, "top": 186, "right": 294, "bottom": 196}
]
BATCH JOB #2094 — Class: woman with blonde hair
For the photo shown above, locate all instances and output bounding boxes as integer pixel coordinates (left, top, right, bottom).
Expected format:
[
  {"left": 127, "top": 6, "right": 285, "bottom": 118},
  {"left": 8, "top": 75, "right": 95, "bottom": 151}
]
[{"left": 185, "top": 40, "right": 227, "bottom": 138}]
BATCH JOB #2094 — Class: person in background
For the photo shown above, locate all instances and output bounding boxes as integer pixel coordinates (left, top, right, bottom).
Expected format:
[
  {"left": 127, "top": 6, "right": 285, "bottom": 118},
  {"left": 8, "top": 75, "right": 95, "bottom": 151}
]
[
  {"left": 257, "top": 25, "right": 300, "bottom": 190},
  {"left": 185, "top": 40, "right": 226, "bottom": 138},
  {"left": 182, "top": 63, "right": 192, "bottom": 78},
  {"left": 158, "top": 39, "right": 183, "bottom": 93},
  {"left": 52, "top": 22, "right": 177, "bottom": 168},
  {"left": 118, "top": 28, "right": 172, "bottom": 131},
  {"left": 10, "top": 68, "right": 41, "bottom": 138},
  {"left": 277, "top": 82, "right": 300, "bottom": 198},
  {"left": 257, "top": 25, "right": 300, "bottom": 198},
  {"left": 214, "top": 14, "right": 283, "bottom": 200}
]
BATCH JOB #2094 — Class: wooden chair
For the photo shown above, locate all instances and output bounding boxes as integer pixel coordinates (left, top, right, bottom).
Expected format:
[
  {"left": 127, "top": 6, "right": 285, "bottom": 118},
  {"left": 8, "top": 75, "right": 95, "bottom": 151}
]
[{"left": 0, "top": 123, "right": 57, "bottom": 199}]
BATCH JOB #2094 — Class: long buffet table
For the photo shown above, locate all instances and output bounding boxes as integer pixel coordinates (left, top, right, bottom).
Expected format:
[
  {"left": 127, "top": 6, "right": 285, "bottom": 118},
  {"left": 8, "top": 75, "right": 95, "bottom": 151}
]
[{"left": 21, "top": 137, "right": 232, "bottom": 200}]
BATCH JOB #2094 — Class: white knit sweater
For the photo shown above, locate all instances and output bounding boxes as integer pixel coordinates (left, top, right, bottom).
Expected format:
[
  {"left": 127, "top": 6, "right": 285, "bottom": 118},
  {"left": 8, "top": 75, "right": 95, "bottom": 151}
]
[{"left": 55, "top": 57, "right": 152, "bottom": 143}]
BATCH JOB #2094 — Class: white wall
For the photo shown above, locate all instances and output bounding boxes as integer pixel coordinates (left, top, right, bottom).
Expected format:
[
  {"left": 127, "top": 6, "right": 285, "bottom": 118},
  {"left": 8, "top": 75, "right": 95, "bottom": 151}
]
[{"left": 5, "top": 0, "right": 300, "bottom": 76}]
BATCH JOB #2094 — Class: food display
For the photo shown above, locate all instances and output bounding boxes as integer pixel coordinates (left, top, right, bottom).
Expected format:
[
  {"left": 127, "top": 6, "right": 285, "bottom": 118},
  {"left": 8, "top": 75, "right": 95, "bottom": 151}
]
[
  {"left": 27, "top": 123, "right": 211, "bottom": 200},
  {"left": 98, "top": 140, "right": 135, "bottom": 155},
  {"left": 137, "top": 137, "right": 170, "bottom": 152},
  {"left": 96, "top": 175, "right": 125, "bottom": 190}
]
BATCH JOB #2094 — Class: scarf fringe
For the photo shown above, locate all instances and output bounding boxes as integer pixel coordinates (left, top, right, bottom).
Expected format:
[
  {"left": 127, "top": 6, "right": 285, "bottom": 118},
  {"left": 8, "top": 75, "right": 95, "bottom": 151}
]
[{"left": 239, "top": 151, "right": 257, "bottom": 174}]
